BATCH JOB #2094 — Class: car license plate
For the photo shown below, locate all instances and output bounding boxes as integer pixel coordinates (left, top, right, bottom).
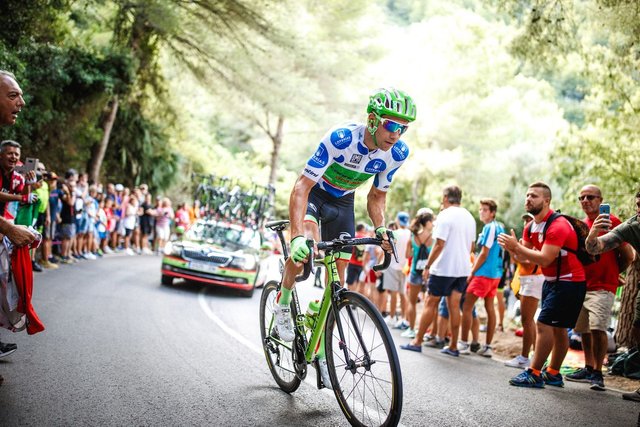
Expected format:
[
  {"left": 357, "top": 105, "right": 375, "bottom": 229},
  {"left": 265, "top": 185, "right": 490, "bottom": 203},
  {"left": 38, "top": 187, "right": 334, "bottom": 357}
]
[{"left": 190, "top": 261, "right": 217, "bottom": 274}]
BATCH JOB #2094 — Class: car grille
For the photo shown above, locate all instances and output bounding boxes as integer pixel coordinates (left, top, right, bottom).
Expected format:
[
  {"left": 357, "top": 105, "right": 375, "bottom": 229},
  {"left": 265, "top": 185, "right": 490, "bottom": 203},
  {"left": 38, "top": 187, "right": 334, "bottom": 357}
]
[{"left": 182, "top": 249, "right": 231, "bottom": 265}]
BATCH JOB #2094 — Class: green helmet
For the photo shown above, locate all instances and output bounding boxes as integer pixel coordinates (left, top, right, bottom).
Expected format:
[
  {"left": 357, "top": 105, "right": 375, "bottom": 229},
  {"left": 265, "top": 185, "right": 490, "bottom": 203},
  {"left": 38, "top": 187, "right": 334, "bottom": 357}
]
[{"left": 367, "top": 88, "right": 417, "bottom": 122}]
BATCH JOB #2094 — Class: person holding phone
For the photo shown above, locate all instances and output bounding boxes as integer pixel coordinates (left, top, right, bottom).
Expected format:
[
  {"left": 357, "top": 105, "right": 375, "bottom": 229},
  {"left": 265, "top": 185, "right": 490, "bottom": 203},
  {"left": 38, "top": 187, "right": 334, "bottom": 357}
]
[
  {"left": 568, "top": 185, "right": 634, "bottom": 391},
  {"left": 586, "top": 189, "right": 640, "bottom": 401}
]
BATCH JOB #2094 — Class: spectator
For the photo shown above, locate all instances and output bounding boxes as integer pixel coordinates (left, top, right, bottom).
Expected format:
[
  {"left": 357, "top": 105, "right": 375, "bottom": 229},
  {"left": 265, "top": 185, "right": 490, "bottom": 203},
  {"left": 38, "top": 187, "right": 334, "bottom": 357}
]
[
  {"left": 59, "top": 170, "right": 78, "bottom": 264},
  {"left": 498, "top": 181, "right": 586, "bottom": 389},
  {"left": 139, "top": 193, "right": 154, "bottom": 255},
  {"left": 384, "top": 212, "right": 411, "bottom": 329},
  {"left": 362, "top": 226, "right": 383, "bottom": 302},
  {"left": 400, "top": 185, "right": 476, "bottom": 356},
  {"left": 174, "top": 202, "right": 190, "bottom": 238},
  {"left": 0, "top": 71, "right": 38, "bottom": 385},
  {"left": 459, "top": 199, "right": 505, "bottom": 358},
  {"left": 504, "top": 213, "right": 543, "bottom": 369},
  {"left": 585, "top": 190, "right": 640, "bottom": 401},
  {"left": 345, "top": 223, "right": 367, "bottom": 294},
  {"left": 154, "top": 197, "right": 174, "bottom": 252},
  {"left": 109, "top": 183, "right": 124, "bottom": 250},
  {"left": 400, "top": 210, "right": 434, "bottom": 339},
  {"left": 39, "top": 171, "right": 59, "bottom": 269},
  {"left": 566, "top": 185, "right": 634, "bottom": 391},
  {"left": 122, "top": 188, "right": 139, "bottom": 256}
]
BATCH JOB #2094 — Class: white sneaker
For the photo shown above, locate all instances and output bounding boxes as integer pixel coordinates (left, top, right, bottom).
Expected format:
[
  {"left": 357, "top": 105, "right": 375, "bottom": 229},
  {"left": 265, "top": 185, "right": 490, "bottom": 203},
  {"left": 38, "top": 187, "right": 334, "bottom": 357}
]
[
  {"left": 125, "top": 248, "right": 135, "bottom": 256},
  {"left": 103, "top": 247, "right": 113, "bottom": 254},
  {"left": 458, "top": 341, "right": 471, "bottom": 355},
  {"left": 384, "top": 315, "right": 397, "bottom": 327},
  {"left": 142, "top": 248, "right": 153, "bottom": 255},
  {"left": 504, "top": 355, "right": 530, "bottom": 369},
  {"left": 400, "top": 328, "right": 416, "bottom": 338},
  {"left": 84, "top": 252, "right": 97, "bottom": 260},
  {"left": 273, "top": 305, "right": 295, "bottom": 342},
  {"left": 477, "top": 345, "right": 493, "bottom": 358},
  {"left": 318, "top": 358, "right": 333, "bottom": 389}
]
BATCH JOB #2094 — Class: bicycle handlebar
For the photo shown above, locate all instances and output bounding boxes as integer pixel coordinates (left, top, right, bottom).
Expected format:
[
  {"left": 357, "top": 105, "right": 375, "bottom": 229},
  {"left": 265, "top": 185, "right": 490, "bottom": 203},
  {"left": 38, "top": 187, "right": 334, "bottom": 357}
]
[{"left": 294, "top": 231, "right": 398, "bottom": 282}]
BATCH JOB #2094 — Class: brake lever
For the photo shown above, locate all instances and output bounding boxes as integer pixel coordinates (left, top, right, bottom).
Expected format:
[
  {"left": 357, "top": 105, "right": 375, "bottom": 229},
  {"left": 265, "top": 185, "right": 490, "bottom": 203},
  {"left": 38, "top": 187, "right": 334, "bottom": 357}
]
[{"left": 387, "top": 230, "right": 398, "bottom": 263}]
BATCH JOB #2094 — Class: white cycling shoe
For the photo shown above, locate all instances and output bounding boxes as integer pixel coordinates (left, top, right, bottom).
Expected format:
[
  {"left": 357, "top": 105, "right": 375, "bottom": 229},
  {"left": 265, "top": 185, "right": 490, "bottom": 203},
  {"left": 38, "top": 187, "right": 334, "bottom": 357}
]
[
  {"left": 273, "top": 305, "right": 295, "bottom": 342},
  {"left": 318, "top": 358, "right": 333, "bottom": 389}
]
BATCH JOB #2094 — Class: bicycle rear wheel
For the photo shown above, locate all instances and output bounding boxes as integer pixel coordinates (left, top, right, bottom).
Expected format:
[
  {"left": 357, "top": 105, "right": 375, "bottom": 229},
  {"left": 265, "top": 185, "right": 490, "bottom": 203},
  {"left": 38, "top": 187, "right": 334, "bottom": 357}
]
[
  {"left": 325, "top": 291, "right": 403, "bottom": 427},
  {"left": 259, "top": 280, "right": 301, "bottom": 393}
]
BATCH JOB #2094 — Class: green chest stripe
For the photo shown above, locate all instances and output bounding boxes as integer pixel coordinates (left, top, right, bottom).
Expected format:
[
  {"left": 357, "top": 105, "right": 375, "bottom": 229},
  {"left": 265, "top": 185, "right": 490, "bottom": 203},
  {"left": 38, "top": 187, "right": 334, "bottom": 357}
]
[{"left": 322, "top": 163, "right": 374, "bottom": 190}]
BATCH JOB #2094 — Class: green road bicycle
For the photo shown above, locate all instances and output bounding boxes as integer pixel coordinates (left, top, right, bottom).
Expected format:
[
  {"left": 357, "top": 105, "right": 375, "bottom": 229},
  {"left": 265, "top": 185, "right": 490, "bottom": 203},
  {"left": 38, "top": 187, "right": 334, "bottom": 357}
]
[{"left": 259, "top": 220, "right": 403, "bottom": 427}]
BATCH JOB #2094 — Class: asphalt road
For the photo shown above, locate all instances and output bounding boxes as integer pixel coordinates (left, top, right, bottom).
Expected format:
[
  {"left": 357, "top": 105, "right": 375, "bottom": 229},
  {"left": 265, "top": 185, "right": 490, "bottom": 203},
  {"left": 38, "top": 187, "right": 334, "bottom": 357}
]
[{"left": 1, "top": 254, "right": 638, "bottom": 426}]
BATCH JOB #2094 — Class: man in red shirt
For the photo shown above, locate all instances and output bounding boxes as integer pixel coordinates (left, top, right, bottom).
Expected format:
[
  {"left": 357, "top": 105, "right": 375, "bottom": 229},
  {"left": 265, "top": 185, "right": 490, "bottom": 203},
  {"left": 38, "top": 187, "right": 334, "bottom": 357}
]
[
  {"left": 498, "top": 181, "right": 587, "bottom": 388},
  {"left": 566, "top": 185, "right": 634, "bottom": 390}
]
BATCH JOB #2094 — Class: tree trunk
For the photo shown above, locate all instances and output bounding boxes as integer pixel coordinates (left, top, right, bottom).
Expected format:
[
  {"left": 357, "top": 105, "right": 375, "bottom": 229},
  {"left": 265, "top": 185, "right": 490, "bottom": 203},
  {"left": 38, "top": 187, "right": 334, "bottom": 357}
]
[
  {"left": 88, "top": 96, "right": 119, "bottom": 184},
  {"left": 616, "top": 255, "right": 640, "bottom": 348},
  {"left": 268, "top": 115, "right": 284, "bottom": 186}
]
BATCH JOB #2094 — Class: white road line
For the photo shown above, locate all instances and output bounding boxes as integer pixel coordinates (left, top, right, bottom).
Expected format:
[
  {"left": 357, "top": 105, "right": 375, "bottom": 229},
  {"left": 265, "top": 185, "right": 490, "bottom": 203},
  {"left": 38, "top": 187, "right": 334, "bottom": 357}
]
[
  {"left": 198, "top": 287, "right": 408, "bottom": 427},
  {"left": 197, "top": 288, "right": 263, "bottom": 356}
]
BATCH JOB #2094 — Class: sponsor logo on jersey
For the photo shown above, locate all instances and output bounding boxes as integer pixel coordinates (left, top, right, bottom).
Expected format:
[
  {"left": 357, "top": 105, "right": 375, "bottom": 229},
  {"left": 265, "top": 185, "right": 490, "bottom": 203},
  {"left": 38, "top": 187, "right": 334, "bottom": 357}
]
[
  {"left": 391, "top": 140, "right": 409, "bottom": 161},
  {"left": 357, "top": 141, "right": 369, "bottom": 155},
  {"left": 334, "top": 155, "right": 345, "bottom": 163},
  {"left": 386, "top": 166, "right": 399, "bottom": 182},
  {"left": 339, "top": 232, "right": 352, "bottom": 240},
  {"left": 304, "top": 168, "right": 318, "bottom": 178},
  {"left": 308, "top": 202, "right": 318, "bottom": 213},
  {"left": 307, "top": 143, "right": 329, "bottom": 168},
  {"left": 350, "top": 154, "right": 363, "bottom": 164},
  {"left": 364, "top": 159, "right": 387, "bottom": 174},
  {"left": 330, "top": 128, "right": 352, "bottom": 149},
  {"left": 344, "top": 163, "right": 358, "bottom": 169}
]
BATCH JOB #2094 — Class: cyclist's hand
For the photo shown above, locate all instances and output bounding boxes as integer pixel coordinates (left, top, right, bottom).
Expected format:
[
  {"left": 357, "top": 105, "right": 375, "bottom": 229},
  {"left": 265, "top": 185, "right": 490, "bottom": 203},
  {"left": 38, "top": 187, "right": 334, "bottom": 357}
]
[
  {"left": 375, "top": 226, "right": 392, "bottom": 253},
  {"left": 290, "top": 235, "right": 310, "bottom": 263}
]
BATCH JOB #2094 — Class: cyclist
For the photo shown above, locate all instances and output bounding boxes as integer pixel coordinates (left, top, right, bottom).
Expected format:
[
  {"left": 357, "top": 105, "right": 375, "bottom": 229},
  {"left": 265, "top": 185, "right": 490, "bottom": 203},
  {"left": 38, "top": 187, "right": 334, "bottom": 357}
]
[{"left": 273, "top": 87, "right": 416, "bottom": 387}]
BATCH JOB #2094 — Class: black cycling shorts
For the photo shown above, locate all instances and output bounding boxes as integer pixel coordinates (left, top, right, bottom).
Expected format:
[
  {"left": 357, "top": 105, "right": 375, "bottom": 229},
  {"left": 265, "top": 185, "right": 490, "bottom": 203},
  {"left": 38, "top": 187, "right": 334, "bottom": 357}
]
[{"left": 305, "top": 185, "right": 355, "bottom": 260}]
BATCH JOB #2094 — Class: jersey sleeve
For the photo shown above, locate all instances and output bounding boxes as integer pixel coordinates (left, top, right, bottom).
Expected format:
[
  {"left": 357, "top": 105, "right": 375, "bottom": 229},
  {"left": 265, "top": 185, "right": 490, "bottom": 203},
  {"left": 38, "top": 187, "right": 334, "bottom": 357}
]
[
  {"left": 479, "top": 223, "right": 496, "bottom": 249},
  {"left": 301, "top": 125, "right": 350, "bottom": 183},
  {"left": 373, "top": 140, "right": 409, "bottom": 192},
  {"left": 432, "top": 214, "right": 450, "bottom": 242}
]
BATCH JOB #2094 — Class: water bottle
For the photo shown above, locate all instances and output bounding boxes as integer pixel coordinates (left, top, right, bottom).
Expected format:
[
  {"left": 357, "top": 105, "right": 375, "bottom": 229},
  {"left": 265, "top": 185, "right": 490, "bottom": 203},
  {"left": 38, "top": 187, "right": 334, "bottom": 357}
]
[{"left": 304, "top": 300, "right": 321, "bottom": 331}]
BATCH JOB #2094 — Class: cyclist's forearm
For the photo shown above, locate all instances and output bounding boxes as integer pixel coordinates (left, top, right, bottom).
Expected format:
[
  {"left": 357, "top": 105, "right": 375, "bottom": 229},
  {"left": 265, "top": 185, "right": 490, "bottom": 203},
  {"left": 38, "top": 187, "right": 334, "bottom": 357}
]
[{"left": 288, "top": 176, "right": 314, "bottom": 237}]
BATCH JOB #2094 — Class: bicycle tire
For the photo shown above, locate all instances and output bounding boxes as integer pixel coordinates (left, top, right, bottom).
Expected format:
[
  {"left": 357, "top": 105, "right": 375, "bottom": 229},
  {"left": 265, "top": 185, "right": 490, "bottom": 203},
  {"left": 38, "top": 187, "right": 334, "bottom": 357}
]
[
  {"left": 259, "top": 280, "right": 302, "bottom": 393},
  {"left": 325, "top": 291, "right": 403, "bottom": 427}
]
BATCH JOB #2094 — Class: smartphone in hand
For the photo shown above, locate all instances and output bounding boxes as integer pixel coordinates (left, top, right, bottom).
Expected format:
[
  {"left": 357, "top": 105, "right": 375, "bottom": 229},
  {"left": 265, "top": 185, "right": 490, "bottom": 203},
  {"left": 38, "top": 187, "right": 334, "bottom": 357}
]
[{"left": 599, "top": 203, "right": 611, "bottom": 230}]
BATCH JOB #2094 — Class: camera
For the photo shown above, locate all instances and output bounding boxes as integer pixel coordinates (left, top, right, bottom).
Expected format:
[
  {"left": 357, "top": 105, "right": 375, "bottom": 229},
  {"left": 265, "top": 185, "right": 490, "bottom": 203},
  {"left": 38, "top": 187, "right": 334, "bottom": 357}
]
[{"left": 14, "top": 157, "right": 38, "bottom": 176}]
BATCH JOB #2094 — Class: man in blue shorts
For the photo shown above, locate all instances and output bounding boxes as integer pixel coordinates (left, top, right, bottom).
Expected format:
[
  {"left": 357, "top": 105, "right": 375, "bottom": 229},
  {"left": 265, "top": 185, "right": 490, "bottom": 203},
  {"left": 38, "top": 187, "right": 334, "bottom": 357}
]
[{"left": 273, "top": 88, "right": 416, "bottom": 388}]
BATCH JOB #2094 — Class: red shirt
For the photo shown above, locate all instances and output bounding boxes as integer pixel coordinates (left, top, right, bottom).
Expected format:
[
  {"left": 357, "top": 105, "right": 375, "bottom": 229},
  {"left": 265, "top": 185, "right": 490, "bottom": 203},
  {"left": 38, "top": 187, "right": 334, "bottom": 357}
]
[
  {"left": 523, "top": 210, "right": 585, "bottom": 283},
  {"left": 583, "top": 214, "right": 623, "bottom": 293},
  {"left": 348, "top": 232, "right": 367, "bottom": 266}
]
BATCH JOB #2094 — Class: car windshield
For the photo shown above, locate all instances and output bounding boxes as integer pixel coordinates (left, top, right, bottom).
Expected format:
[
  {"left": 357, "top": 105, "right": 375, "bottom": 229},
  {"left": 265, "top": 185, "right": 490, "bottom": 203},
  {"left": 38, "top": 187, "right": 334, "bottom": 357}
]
[{"left": 186, "top": 222, "right": 260, "bottom": 252}]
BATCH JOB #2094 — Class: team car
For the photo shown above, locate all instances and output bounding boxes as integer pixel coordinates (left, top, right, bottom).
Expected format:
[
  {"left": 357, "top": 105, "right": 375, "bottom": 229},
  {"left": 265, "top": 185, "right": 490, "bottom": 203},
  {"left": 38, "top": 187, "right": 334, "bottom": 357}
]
[{"left": 161, "top": 220, "right": 262, "bottom": 297}]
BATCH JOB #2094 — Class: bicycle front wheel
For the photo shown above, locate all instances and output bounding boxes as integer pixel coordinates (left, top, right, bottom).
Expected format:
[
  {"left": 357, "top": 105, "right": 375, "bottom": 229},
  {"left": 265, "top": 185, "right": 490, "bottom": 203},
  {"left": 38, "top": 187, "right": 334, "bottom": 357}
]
[
  {"left": 325, "top": 291, "right": 403, "bottom": 427},
  {"left": 259, "top": 280, "right": 301, "bottom": 393}
]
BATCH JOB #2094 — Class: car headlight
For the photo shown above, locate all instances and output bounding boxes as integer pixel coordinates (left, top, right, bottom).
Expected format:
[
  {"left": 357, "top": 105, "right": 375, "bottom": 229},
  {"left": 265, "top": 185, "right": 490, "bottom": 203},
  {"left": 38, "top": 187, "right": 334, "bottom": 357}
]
[
  {"left": 163, "top": 242, "right": 182, "bottom": 257},
  {"left": 229, "top": 255, "right": 257, "bottom": 270}
]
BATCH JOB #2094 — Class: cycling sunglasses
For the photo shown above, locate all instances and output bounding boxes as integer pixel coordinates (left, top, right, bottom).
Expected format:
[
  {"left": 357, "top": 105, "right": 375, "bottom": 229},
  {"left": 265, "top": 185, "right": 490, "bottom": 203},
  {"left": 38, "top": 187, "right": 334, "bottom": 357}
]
[{"left": 376, "top": 114, "right": 409, "bottom": 135}]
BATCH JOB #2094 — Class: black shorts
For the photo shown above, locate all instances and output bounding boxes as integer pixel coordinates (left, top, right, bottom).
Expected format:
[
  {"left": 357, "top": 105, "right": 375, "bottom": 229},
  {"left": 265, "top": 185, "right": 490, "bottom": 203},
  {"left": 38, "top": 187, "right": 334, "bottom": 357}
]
[
  {"left": 305, "top": 186, "right": 355, "bottom": 260},
  {"left": 346, "top": 264, "right": 363, "bottom": 286},
  {"left": 140, "top": 220, "right": 153, "bottom": 236},
  {"left": 537, "top": 280, "right": 586, "bottom": 328},
  {"left": 427, "top": 275, "right": 467, "bottom": 297}
]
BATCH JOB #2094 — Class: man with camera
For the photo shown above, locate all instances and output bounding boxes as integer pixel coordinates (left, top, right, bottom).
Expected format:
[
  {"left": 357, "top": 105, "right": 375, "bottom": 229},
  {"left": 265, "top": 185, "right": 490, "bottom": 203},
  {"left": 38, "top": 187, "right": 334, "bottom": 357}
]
[{"left": 0, "top": 70, "right": 39, "bottom": 385}]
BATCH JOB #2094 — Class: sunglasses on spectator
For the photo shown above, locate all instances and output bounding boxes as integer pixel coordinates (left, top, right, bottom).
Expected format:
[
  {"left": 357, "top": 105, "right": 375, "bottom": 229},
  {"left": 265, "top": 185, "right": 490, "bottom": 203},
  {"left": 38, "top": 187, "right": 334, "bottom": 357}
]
[
  {"left": 376, "top": 114, "right": 409, "bottom": 135},
  {"left": 578, "top": 195, "right": 599, "bottom": 201}
]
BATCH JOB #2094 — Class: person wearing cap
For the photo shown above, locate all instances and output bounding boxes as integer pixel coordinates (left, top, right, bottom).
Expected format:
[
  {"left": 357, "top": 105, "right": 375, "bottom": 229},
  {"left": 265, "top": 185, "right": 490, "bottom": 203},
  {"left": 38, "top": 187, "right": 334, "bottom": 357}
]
[
  {"left": 503, "top": 212, "right": 544, "bottom": 368},
  {"left": 459, "top": 199, "right": 505, "bottom": 358},
  {"left": 382, "top": 212, "right": 411, "bottom": 328}
]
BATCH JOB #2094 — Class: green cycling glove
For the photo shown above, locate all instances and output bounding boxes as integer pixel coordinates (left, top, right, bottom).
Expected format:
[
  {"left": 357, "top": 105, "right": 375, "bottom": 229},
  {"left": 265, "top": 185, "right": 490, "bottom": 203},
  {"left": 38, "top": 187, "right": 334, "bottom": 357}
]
[
  {"left": 375, "top": 226, "right": 388, "bottom": 239},
  {"left": 290, "top": 235, "right": 310, "bottom": 263}
]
